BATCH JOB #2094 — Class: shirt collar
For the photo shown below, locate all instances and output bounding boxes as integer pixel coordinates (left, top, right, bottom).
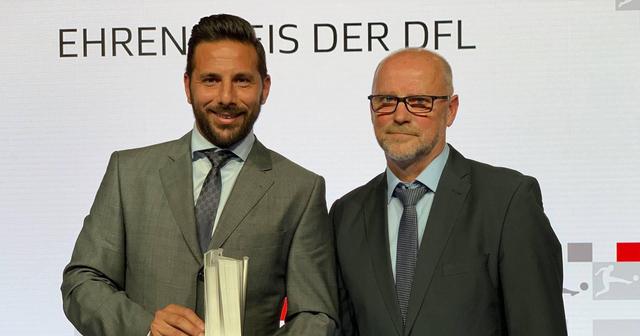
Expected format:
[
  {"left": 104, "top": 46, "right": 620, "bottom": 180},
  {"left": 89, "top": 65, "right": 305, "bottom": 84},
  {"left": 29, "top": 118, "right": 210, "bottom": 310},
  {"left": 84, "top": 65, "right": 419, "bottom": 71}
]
[
  {"left": 190, "top": 123, "right": 255, "bottom": 162},
  {"left": 386, "top": 144, "right": 450, "bottom": 203}
]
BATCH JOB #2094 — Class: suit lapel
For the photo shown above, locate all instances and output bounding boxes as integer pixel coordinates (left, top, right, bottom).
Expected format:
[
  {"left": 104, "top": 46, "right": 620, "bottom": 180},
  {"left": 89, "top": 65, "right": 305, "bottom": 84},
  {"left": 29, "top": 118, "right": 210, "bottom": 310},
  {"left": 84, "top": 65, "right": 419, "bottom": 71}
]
[
  {"left": 159, "top": 132, "right": 202, "bottom": 265},
  {"left": 404, "top": 146, "right": 471, "bottom": 334},
  {"left": 363, "top": 173, "right": 404, "bottom": 335},
  {"left": 209, "top": 139, "right": 274, "bottom": 249}
]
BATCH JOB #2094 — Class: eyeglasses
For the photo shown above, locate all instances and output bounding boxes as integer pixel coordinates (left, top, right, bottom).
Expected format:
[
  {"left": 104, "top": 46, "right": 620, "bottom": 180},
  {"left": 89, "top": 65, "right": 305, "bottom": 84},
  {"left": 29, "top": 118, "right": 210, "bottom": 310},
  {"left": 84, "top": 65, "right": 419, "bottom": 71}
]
[{"left": 367, "top": 94, "right": 450, "bottom": 116}]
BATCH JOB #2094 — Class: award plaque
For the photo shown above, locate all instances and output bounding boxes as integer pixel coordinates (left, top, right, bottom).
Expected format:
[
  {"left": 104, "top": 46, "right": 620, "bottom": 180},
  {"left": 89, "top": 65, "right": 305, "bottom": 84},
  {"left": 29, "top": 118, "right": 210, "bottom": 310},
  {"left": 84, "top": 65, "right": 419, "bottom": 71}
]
[{"left": 204, "top": 249, "right": 249, "bottom": 336}]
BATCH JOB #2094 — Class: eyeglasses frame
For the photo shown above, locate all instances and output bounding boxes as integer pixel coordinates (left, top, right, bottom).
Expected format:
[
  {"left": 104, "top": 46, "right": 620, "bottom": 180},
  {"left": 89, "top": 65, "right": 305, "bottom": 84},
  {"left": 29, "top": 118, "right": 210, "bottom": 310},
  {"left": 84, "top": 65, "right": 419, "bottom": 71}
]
[{"left": 367, "top": 94, "right": 451, "bottom": 116}]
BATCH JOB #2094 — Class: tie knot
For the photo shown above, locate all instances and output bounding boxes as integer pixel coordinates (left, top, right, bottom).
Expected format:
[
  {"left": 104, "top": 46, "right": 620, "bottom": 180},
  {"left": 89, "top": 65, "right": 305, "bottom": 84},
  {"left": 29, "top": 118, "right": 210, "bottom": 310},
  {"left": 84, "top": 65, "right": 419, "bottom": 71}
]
[
  {"left": 198, "top": 149, "right": 236, "bottom": 169},
  {"left": 393, "top": 183, "right": 429, "bottom": 207}
]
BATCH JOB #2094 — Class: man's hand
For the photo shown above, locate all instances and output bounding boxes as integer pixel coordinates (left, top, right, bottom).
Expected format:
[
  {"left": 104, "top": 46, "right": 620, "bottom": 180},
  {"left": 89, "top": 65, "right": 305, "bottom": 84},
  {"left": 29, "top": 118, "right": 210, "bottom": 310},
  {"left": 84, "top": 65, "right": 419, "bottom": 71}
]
[{"left": 150, "top": 304, "right": 205, "bottom": 336}]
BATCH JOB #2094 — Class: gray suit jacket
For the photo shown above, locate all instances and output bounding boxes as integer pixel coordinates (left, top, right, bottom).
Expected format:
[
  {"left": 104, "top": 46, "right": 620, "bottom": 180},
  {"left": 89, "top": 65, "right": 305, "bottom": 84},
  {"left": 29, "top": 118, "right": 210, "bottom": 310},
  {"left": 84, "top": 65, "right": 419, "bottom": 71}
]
[
  {"left": 331, "top": 146, "right": 567, "bottom": 336},
  {"left": 62, "top": 132, "right": 337, "bottom": 336}
]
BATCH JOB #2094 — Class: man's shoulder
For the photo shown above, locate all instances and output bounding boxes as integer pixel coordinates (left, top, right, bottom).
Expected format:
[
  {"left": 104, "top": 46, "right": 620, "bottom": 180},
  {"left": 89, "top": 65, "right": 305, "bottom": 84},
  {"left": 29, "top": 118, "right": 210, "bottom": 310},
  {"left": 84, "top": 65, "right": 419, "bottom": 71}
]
[
  {"left": 261, "top": 144, "right": 321, "bottom": 181},
  {"left": 458, "top": 152, "right": 539, "bottom": 193},
  {"left": 119, "top": 134, "right": 187, "bottom": 157},
  {"left": 468, "top": 158, "right": 526, "bottom": 181},
  {"left": 108, "top": 133, "right": 190, "bottom": 171},
  {"left": 333, "top": 173, "right": 385, "bottom": 207}
]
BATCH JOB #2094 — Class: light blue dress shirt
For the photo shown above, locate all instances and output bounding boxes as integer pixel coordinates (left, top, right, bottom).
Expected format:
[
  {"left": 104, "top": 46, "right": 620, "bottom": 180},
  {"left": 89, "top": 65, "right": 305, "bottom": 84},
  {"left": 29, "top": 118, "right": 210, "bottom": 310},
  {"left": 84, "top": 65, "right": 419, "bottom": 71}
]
[
  {"left": 191, "top": 125, "right": 254, "bottom": 236},
  {"left": 386, "top": 144, "right": 450, "bottom": 279}
]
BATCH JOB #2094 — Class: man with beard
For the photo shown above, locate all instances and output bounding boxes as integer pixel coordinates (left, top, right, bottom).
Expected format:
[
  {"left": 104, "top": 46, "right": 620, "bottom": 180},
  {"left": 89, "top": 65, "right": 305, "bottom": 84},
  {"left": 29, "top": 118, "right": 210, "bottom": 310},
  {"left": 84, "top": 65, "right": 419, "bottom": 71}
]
[
  {"left": 62, "top": 14, "right": 337, "bottom": 336},
  {"left": 331, "top": 48, "right": 567, "bottom": 335}
]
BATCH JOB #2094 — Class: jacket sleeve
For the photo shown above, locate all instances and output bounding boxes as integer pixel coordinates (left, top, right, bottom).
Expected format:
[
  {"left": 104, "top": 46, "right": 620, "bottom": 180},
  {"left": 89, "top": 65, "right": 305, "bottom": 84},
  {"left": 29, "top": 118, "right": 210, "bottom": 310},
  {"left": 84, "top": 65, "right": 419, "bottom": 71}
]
[
  {"left": 499, "top": 176, "right": 568, "bottom": 335},
  {"left": 329, "top": 200, "right": 359, "bottom": 336},
  {"left": 61, "top": 151, "right": 153, "bottom": 335},
  {"left": 274, "top": 175, "right": 339, "bottom": 336}
]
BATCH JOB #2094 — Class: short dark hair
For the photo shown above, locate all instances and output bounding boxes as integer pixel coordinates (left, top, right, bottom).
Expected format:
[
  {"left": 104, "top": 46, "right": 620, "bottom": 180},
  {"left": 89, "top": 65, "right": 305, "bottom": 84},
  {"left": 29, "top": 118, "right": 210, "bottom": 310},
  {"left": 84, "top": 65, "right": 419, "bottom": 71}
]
[{"left": 186, "top": 14, "right": 267, "bottom": 79}]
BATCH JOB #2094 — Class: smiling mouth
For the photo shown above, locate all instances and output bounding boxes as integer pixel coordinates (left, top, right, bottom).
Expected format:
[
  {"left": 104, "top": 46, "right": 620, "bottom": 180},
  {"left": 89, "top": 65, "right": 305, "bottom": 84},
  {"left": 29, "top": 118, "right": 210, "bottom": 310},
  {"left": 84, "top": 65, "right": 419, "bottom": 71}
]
[
  {"left": 207, "top": 110, "right": 245, "bottom": 127},
  {"left": 215, "top": 112, "right": 240, "bottom": 119},
  {"left": 208, "top": 108, "right": 245, "bottom": 119}
]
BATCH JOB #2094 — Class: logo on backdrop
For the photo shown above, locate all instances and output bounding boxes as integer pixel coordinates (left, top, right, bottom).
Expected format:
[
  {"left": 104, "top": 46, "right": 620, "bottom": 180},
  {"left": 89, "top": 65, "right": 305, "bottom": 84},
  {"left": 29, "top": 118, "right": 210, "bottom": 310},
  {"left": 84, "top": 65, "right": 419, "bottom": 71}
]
[
  {"left": 58, "top": 20, "right": 477, "bottom": 58},
  {"left": 616, "top": 0, "right": 640, "bottom": 10},
  {"left": 564, "top": 242, "right": 640, "bottom": 335}
]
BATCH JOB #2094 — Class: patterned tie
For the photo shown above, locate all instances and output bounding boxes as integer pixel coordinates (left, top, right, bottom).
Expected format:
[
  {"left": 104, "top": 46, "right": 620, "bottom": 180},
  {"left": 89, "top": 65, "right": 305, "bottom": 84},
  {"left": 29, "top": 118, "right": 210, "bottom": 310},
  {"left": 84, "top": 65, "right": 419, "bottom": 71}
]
[
  {"left": 195, "top": 149, "right": 236, "bottom": 253},
  {"left": 393, "top": 182, "right": 429, "bottom": 326}
]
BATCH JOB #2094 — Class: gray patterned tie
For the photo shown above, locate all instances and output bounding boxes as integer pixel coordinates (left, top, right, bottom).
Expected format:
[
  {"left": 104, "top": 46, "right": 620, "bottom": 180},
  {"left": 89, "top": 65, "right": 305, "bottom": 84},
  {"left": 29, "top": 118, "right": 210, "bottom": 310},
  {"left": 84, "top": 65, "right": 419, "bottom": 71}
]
[
  {"left": 393, "top": 182, "right": 429, "bottom": 326},
  {"left": 195, "top": 149, "right": 235, "bottom": 253}
]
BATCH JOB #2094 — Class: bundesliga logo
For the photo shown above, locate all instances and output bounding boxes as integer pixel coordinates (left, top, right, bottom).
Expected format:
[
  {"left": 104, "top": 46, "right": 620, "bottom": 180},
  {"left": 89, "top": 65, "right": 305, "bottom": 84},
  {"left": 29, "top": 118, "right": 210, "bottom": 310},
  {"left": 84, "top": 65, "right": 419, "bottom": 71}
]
[
  {"left": 565, "top": 242, "right": 640, "bottom": 299},
  {"left": 565, "top": 242, "right": 640, "bottom": 335}
]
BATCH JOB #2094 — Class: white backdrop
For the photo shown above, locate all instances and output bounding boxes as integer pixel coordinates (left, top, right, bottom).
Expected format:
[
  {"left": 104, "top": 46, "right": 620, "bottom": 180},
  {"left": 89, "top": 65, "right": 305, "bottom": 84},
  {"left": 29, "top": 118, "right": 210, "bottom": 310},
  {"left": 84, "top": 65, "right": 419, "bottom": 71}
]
[{"left": 1, "top": 0, "right": 639, "bottom": 335}]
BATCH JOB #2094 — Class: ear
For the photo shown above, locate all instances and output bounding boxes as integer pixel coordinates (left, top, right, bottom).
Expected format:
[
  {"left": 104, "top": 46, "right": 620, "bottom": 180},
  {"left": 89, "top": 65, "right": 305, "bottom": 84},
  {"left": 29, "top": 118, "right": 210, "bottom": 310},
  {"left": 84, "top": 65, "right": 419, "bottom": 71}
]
[
  {"left": 260, "top": 74, "right": 271, "bottom": 104},
  {"left": 446, "top": 94, "right": 459, "bottom": 127},
  {"left": 183, "top": 72, "right": 192, "bottom": 104}
]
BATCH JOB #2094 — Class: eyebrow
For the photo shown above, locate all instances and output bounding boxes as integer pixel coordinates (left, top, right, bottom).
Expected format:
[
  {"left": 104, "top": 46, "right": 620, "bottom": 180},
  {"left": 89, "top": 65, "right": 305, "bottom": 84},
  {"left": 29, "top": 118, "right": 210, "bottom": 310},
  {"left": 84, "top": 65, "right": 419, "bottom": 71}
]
[
  {"left": 233, "top": 73, "right": 254, "bottom": 80},
  {"left": 198, "top": 72, "right": 220, "bottom": 80},
  {"left": 197, "top": 72, "right": 256, "bottom": 80}
]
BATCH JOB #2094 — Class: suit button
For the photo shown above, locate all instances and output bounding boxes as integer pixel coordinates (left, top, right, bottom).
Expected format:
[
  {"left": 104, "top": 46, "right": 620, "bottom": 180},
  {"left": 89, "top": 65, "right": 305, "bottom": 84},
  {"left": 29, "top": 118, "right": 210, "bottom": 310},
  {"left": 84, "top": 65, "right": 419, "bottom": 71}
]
[{"left": 197, "top": 269, "right": 204, "bottom": 281}]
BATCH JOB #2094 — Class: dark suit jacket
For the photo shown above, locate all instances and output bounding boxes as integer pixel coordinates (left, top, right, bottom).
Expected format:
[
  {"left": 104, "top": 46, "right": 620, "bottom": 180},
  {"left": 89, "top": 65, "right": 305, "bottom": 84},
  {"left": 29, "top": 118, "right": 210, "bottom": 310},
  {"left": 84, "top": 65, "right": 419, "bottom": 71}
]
[
  {"left": 331, "top": 146, "right": 567, "bottom": 336},
  {"left": 62, "top": 132, "right": 337, "bottom": 336}
]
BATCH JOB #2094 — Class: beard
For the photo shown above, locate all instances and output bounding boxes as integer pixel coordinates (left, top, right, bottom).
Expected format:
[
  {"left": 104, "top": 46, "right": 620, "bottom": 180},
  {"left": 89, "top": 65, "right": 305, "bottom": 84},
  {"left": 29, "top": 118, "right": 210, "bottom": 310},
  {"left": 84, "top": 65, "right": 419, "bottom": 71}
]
[
  {"left": 193, "top": 103, "right": 260, "bottom": 148},
  {"left": 376, "top": 124, "right": 440, "bottom": 164}
]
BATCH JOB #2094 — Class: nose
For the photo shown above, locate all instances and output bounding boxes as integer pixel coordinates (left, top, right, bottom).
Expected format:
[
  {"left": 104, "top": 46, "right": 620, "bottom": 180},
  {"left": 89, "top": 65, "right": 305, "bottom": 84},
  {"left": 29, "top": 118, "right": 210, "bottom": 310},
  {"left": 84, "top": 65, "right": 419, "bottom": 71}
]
[
  {"left": 393, "top": 100, "right": 412, "bottom": 124},
  {"left": 218, "top": 80, "right": 236, "bottom": 105}
]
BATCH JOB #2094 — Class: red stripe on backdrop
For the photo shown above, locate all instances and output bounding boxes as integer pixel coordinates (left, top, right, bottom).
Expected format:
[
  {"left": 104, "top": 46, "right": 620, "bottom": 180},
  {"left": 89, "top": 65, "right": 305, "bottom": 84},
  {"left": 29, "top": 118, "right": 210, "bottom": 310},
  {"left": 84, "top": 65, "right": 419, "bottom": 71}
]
[
  {"left": 617, "top": 242, "right": 640, "bottom": 262},
  {"left": 280, "top": 297, "right": 288, "bottom": 321}
]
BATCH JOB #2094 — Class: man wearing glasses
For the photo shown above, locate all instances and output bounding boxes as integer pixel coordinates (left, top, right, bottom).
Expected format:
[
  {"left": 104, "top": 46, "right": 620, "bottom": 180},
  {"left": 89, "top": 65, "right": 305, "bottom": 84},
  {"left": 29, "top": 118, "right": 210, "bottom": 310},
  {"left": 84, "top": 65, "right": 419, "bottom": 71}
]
[{"left": 331, "top": 48, "right": 567, "bottom": 335}]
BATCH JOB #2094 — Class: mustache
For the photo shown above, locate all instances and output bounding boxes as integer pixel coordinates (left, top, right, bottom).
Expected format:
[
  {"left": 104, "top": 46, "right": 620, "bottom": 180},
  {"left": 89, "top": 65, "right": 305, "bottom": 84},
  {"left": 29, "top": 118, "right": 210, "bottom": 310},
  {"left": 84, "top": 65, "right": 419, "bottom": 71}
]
[
  {"left": 382, "top": 125, "right": 420, "bottom": 136},
  {"left": 207, "top": 105, "right": 247, "bottom": 116}
]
